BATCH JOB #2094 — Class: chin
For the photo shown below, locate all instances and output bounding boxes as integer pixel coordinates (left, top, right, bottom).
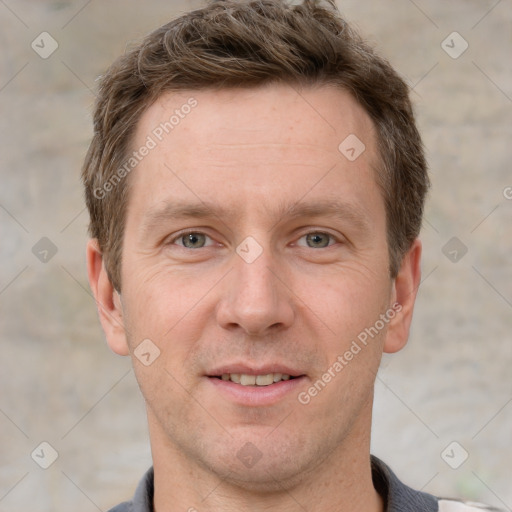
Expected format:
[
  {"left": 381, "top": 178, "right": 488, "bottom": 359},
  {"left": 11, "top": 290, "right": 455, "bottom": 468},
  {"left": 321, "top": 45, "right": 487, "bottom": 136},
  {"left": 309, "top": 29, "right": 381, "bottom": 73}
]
[{"left": 198, "top": 430, "right": 319, "bottom": 492}]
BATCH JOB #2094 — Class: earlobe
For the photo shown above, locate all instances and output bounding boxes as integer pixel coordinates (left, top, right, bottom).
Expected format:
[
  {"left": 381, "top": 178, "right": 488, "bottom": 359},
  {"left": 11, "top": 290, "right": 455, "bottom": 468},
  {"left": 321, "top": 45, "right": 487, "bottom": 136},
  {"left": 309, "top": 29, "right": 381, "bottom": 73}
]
[
  {"left": 86, "top": 239, "right": 130, "bottom": 356},
  {"left": 383, "top": 239, "right": 422, "bottom": 354}
]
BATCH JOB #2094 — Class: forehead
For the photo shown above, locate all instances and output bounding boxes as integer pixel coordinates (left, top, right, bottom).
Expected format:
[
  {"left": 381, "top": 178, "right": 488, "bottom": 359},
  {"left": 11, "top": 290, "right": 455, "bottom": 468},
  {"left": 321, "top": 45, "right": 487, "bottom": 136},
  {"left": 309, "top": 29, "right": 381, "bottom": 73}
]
[
  {"left": 127, "top": 83, "right": 381, "bottom": 223},
  {"left": 136, "top": 83, "right": 376, "bottom": 157}
]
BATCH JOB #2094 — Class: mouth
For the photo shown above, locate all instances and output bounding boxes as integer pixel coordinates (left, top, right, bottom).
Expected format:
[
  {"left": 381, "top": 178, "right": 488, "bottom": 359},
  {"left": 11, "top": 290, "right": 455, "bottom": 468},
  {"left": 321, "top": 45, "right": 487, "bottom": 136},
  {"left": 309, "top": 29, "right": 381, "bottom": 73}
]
[
  {"left": 210, "top": 372, "right": 300, "bottom": 386},
  {"left": 206, "top": 366, "right": 306, "bottom": 406}
]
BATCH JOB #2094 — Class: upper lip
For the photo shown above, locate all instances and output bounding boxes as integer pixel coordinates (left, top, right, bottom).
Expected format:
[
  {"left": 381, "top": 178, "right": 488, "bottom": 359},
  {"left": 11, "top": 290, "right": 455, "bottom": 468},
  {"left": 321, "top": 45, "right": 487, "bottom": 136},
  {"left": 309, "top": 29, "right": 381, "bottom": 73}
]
[{"left": 207, "top": 363, "right": 305, "bottom": 377}]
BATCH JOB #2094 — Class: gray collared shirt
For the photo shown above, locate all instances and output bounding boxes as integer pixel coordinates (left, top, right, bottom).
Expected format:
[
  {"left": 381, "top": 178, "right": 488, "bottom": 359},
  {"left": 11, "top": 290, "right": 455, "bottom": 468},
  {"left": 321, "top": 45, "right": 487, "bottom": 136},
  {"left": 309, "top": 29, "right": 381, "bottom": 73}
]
[{"left": 107, "top": 456, "right": 499, "bottom": 512}]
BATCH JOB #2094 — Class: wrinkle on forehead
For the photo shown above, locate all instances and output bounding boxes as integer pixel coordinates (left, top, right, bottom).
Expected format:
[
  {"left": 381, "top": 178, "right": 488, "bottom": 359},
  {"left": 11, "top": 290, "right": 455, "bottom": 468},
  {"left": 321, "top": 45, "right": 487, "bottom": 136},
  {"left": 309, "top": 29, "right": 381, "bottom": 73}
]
[{"left": 194, "top": 142, "right": 340, "bottom": 169}]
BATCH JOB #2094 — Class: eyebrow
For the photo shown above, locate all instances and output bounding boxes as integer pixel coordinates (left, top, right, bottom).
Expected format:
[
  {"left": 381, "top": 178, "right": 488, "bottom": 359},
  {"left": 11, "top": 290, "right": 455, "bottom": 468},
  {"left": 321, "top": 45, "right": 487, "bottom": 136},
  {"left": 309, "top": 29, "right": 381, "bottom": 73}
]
[
  {"left": 140, "top": 198, "right": 371, "bottom": 236},
  {"left": 279, "top": 200, "right": 371, "bottom": 233},
  {"left": 140, "top": 201, "right": 238, "bottom": 237}
]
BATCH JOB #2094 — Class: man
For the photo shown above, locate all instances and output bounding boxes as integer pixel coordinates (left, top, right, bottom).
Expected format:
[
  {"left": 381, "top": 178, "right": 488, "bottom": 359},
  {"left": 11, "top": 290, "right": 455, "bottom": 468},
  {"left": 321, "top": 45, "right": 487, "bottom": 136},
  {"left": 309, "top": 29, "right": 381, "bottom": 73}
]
[{"left": 82, "top": 1, "right": 500, "bottom": 510}]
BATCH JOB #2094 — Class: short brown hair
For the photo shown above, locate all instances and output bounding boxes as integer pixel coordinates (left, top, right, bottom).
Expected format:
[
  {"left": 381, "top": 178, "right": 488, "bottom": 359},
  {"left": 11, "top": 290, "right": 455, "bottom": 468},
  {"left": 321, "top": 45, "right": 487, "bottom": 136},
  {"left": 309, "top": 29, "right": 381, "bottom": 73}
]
[{"left": 82, "top": 0, "right": 429, "bottom": 291}]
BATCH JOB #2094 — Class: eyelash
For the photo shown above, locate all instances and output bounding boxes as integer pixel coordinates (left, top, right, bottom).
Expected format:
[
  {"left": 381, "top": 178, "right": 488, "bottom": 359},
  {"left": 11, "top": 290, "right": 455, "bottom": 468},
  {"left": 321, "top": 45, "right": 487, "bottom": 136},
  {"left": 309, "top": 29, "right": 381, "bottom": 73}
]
[
  {"left": 169, "top": 230, "right": 339, "bottom": 248},
  {"left": 171, "top": 230, "right": 216, "bottom": 248},
  {"left": 296, "top": 231, "right": 338, "bottom": 248}
]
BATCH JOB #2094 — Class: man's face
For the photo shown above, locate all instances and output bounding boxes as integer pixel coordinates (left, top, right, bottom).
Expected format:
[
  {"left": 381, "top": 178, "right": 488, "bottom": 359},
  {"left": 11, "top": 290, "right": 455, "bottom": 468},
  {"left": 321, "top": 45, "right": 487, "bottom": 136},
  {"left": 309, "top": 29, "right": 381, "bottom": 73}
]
[{"left": 99, "top": 84, "right": 414, "bottom": 487}]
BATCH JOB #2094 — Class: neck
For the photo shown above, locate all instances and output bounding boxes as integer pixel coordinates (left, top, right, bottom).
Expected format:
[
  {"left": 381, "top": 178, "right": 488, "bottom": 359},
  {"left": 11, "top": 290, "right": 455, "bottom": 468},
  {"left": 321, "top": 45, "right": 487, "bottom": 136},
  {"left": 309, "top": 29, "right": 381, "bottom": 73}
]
[{"left": 149, "top": 406, "right": 384, "bottom": 512}]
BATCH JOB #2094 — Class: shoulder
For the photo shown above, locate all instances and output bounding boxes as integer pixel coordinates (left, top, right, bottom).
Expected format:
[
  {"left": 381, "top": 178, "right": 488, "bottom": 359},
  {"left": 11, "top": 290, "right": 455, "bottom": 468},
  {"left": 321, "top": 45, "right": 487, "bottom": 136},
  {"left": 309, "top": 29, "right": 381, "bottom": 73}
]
[
  {"left": 106, "top": 502, "right": 132, "bottom": 512},
  {"left": 106, "top": 466, "right": 154, "bottom": 512},
  {"left": 438, "top": 499, "right": 505, "bottom": 511},
  {"left": 371, "top": 456, "right": 502, "bottom": 512}
]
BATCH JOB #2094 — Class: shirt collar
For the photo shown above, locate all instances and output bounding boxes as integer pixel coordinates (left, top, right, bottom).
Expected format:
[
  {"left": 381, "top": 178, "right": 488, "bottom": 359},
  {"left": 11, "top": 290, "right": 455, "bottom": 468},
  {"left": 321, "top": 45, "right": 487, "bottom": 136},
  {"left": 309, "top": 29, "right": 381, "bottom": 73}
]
[{"left": 371, "top": 455, "right": 438, "bottom": 511}]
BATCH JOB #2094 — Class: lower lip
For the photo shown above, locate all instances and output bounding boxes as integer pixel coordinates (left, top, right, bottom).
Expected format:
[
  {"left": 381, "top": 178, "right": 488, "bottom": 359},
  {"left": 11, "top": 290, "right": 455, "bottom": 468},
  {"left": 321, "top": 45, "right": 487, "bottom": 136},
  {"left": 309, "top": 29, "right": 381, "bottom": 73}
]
[{"left": 207, "top": 376, "right": 306, "bottom": 406}]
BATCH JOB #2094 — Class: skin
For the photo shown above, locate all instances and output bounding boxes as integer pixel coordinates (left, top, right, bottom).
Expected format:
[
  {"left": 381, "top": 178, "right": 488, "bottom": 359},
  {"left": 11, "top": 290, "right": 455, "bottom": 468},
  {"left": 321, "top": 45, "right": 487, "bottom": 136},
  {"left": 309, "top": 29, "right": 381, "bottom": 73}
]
[{"left": 87, "top": 83, "right": 422, "bottom": 512}]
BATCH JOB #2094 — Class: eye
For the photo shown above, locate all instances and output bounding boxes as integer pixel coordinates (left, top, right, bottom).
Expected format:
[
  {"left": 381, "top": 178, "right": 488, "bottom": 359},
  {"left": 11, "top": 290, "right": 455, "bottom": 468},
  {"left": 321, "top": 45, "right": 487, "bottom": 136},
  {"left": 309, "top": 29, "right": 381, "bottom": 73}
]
[
  {"left": 173, "top": 231, "right": 213, "bottom": 249},
  {"left": 297, "top": 232, "right": 337, "bottom": 249}
]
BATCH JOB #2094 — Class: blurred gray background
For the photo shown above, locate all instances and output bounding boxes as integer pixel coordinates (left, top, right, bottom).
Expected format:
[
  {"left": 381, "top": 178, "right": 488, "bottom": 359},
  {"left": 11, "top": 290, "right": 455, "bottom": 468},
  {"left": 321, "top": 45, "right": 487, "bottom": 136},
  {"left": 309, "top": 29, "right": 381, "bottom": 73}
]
[{"left": 1, "top": 0, "right": 511, "bottom": 511}]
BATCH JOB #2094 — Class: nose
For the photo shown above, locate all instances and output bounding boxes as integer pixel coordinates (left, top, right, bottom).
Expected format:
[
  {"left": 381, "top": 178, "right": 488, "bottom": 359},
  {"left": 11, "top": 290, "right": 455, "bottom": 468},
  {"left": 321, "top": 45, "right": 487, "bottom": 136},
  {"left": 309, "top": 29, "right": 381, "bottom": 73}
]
[{"left": 215, "top": 246, "right": 295, "bottom": 336}]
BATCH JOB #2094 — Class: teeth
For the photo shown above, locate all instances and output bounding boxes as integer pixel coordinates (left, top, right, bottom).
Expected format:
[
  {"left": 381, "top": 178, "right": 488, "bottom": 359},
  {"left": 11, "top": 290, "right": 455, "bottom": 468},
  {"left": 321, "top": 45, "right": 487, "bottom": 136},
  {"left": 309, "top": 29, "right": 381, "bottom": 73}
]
[
  {"left": 256, "top": 374, "right": 274, "bottom": 386},
  {"left": 219, "top": 373, "right": 293, "bottom": 386},
  {"left": 240, "top": 374, "right": 256, "bottom": 386}
]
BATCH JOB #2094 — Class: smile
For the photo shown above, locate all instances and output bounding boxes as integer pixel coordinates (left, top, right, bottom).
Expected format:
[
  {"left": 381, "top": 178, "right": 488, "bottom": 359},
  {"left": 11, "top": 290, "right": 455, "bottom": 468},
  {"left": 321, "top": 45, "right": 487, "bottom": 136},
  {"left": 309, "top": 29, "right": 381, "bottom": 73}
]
[
  {"left": 214, "top": 373, "right": 296, "bottom": 386},
  {"left": 206, "top": 372, "right": 306, "bottom": 406}
]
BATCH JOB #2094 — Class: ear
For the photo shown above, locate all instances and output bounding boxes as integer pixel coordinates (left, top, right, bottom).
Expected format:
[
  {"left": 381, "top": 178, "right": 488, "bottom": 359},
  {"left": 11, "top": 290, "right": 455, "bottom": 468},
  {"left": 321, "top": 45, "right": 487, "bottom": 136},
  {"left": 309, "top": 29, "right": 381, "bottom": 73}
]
[
  {"left": 383, "top": 238, "right": 422, "bottom": 354},
  {"left": 86, "top": 239, "right": 130, "bottom": 356}
]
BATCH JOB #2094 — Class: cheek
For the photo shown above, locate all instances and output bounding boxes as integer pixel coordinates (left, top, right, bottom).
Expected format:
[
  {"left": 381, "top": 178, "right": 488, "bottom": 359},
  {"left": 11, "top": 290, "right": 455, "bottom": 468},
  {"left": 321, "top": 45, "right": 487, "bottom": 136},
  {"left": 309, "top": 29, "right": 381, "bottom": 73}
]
[
  {"left": 297, "top": 284, "right": 386, "bottom": 427},
  {"left": 121, "top": 266, "right": 222, "bottom": 395},
  {"left": 299, "top": 262, "right": 391, "bottom": 345},
  {"left": 294, "top": 263, "right": 391, "bottom": 403},
  {"left": 121, "top": 261, "right": 215, "bottom": 339}
]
